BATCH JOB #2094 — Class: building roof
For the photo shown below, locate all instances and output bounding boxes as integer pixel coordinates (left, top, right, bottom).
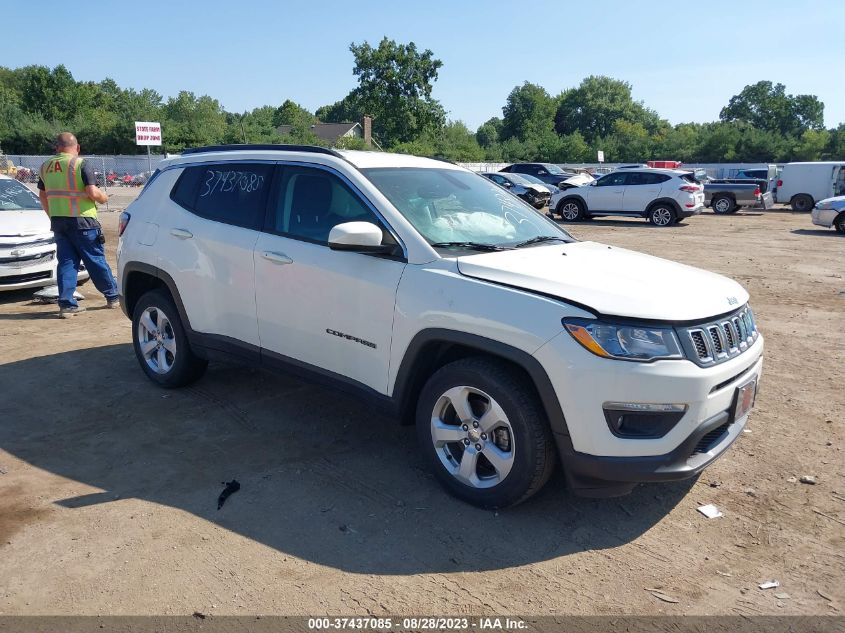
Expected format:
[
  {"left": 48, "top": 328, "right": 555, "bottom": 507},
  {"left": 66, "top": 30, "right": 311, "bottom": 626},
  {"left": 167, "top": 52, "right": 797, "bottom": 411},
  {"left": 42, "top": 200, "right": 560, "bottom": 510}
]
[{"left": 276, "top": 122, "right": 361, "bottom": 142}]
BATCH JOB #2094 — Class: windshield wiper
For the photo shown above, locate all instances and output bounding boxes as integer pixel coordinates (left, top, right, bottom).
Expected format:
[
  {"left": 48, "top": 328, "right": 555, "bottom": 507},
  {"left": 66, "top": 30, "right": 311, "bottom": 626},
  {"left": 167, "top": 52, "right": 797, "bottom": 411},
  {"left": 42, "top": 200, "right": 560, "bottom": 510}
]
[
  {"left": 430, "top": 241, "right": 510, "bottom": 252},
  {"left": 512, "top": 235, "right": 567, "bottom": 248}
]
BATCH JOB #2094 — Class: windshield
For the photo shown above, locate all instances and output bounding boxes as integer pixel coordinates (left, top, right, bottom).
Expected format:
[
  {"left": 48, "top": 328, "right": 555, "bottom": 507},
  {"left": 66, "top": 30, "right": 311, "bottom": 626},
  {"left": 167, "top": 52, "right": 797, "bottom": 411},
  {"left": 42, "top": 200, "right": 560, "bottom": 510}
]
[
  {"left": 518, "top": 174, "right": 548, "bottom": 186},
  {"left": 543, "top": 164, "right": 567, "bottom": 175},
  {"left": 503, "top": 173, "right": 533, "bottom": 186},
  {"left": 363, "top": 168, "right": 573, "bottom": 248},
  {"left": 0, "top": 180, "right": 42, "bottom": 211}
]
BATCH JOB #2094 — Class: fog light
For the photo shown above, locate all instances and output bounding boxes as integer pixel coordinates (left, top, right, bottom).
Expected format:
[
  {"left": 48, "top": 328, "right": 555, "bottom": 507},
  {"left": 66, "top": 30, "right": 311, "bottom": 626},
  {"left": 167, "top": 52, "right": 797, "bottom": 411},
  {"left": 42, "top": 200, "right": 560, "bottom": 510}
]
[{"left": 603, "top": 402, "right": 687, "bottom": 439}]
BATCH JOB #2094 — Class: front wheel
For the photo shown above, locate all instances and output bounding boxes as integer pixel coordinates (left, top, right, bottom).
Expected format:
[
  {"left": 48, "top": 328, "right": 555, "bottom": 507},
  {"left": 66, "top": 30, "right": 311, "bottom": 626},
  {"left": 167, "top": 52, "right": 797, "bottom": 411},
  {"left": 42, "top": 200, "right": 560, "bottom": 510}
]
[
  {"left": 416, "top": 358, "right": 556, "bottom": 509},
  {"left": 835, "top": 213, "right": 845, "bottom": 234},
  {"left": 132, "top": 289, "right": 207, "bottom": 388},
  {"left": 557, "top": 199, "right": 585, "bottom": 222},
  {"left": 648, "top": 204, "right": 676, "bottom": 226},
  {"left": 711, "top": 194, "right": 735, "bottom": 215}
]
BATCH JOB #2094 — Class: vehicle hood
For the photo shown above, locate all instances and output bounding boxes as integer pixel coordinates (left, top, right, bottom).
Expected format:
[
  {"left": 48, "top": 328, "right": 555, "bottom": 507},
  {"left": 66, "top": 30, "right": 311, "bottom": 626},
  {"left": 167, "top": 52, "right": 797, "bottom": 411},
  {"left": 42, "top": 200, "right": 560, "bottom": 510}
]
[
  {"left": 817, "top": 195, "right": 845, "bottom": 208},
  {"left": 456, "top": 241, "right": 749, "bottom": 321},
  {"left": 0, "top": 209, "right": 50, "bottom": 238},
  {"left": 561, "top": 174, "right": 594, "bottom": 187},
  {"left": 526, "top": 184, "right": 549, "bottom": 194}
]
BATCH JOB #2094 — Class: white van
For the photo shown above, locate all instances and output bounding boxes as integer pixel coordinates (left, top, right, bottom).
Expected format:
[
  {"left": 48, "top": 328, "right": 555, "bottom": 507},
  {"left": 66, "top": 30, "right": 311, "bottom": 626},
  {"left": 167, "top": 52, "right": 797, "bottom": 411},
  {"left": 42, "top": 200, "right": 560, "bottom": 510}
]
[{"left": 776, "top": 161, "right": 845, "bottom": 212}]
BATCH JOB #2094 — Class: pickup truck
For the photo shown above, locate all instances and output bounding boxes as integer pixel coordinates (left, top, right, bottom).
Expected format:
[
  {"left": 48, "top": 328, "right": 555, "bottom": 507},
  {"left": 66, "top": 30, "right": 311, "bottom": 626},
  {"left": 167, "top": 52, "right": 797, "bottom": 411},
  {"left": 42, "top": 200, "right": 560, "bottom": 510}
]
[{"left": 702, "top": 182, "right": 764, "bottom": 214}]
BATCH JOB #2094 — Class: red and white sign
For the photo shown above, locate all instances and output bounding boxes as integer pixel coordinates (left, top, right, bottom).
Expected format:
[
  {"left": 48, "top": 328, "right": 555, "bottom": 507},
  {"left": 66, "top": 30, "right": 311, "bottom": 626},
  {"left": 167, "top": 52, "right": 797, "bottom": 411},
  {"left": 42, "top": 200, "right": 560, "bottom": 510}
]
[{"left": 135, "top": 121, "right": 162, "bottom": 146}]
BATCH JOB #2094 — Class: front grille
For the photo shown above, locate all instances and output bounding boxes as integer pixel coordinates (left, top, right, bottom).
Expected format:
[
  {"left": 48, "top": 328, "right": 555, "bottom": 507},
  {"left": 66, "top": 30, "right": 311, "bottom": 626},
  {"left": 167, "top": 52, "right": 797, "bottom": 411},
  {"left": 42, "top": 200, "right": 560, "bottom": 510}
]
[
  {"left": 0, "top": 237, "right": 54, "bottom": 249},
  {"left": 0, "top": 252, "right": 54, "bottom": 266},
  {"left": 692, "top": 422, "right": 731, "bottom": 455},
  {"left": 0, "top": 270, "right": 52, "bottom": 285},
  {"left": 681, "top": 306, "right": 758, "bottom": 366}
]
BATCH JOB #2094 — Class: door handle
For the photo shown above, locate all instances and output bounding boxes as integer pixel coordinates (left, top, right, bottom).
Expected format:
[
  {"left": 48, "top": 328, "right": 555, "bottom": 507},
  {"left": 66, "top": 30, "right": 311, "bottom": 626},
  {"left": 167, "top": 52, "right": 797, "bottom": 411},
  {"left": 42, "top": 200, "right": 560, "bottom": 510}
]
[
  {"left": 261, "top": 251, "right": 293, "bottom": 265},
  {"left": 170, "top": 228, "right": 193, "bottom": 239}
]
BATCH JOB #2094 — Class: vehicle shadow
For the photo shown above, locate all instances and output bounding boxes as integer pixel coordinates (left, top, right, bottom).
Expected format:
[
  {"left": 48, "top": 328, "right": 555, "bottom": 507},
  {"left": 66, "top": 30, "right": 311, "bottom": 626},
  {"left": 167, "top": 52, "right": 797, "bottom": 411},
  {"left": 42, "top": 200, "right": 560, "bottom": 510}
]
[
  {"left": 791, "top": 228, "right": 840, "bottom": 237},
  {"left": 0, "top": 344, "right": 694, "bottom": 575}
]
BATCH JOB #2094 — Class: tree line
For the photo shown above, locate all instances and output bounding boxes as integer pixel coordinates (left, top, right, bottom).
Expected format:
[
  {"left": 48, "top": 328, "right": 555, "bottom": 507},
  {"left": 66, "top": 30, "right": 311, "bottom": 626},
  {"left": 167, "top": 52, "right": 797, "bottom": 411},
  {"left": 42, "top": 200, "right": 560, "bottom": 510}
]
[{"left": 1, "top": 37, "right": 843, "bottom": 163}]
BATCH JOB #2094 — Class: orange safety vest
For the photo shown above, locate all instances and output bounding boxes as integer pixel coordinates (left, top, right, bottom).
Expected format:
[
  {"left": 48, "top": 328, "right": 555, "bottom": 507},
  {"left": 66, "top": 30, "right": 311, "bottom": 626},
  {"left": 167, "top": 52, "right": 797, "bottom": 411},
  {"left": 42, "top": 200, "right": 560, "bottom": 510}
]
[{"left": 39, "top": 153, "right": 98, "bottom": 218}]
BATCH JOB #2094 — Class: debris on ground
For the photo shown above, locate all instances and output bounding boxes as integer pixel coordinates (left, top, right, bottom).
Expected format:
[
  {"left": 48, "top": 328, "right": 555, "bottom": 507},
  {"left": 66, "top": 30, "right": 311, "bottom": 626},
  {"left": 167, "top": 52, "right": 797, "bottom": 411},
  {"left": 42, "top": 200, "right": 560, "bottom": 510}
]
[
  {"left": 708, "top": 481, "right": 722, "bottom": 488},
  {"left": 775, "top": 592, "right": 790, "bottom": 599},
  {"left": 192, "top": 612, "right": 206, "bottom": 620},
  {"left": 645, "top": 588, "right": 679, "bottom": 604},
  {"left": 759, "top": 580, "right": 780, "bottom": 590},
  {"left": 716, "top": 570, "right": 733, "bottom": 577},
  {"left": 787, "top": 477, "right": 798, "bottom": 483},
  {"left": 813, "top": 508, "right": 845, "bottom": 526},
  {"left": 818, "top": 590, "right": 833, "bottom": 601},
  {"left": 697, "top": 504, "right": 723, "bottom": 519},
  {"left": 800, "top": 475, "right": 817, "bottom": 485},
  {"left": 0, "top": 466, "right": 7, "bottom": 475},
  {"left": 217, "top": 479, "right": 240, "bottom": 510}
]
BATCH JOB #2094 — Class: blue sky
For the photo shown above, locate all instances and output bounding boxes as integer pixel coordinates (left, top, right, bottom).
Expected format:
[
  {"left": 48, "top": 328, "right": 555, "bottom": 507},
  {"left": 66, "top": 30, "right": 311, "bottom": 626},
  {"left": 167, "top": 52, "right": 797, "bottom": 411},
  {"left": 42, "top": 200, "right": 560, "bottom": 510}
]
[{"left": 6, "top": 0, "right": 842, "bottom": 130}]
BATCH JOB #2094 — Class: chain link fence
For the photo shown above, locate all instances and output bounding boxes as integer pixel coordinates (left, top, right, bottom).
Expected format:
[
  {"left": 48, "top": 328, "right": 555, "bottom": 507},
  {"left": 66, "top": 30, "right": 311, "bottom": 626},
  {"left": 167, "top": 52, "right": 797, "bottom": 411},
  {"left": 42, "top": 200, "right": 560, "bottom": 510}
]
[{"left": 4, "top": 154, "right": 169, "bottom": 189}]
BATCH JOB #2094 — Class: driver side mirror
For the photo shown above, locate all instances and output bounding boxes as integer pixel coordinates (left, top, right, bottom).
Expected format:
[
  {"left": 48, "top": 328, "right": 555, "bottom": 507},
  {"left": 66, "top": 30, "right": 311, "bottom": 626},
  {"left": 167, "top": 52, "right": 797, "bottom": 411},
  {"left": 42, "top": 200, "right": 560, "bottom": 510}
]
[{"left": 328, "top": 222, "right": 394, "bottom": 254}]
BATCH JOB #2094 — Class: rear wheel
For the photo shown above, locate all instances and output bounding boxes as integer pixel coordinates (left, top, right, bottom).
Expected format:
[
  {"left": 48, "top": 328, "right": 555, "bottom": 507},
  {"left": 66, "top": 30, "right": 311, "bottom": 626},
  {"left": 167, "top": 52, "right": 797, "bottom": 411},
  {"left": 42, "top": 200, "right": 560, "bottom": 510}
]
[
  {"left": 416, "top": 357, "right": 556, "bottom": 509},
  {"left": 557, "top": 199, "right": 585, "bottom": 222},
  {"left": 648, "top": 204, "right": 676, "bottom": 227},
  {"left": 132, "top": 289, "right": 207, "bottom": 388},
  {"left": 835, "top": 213, "right": 845, "bottom": 234},
  {"left": 791, "top": 194, "right": 814, "bottom": 213},
  {"left": 711, "top": 194, "right": 735, "bottom": 215}
]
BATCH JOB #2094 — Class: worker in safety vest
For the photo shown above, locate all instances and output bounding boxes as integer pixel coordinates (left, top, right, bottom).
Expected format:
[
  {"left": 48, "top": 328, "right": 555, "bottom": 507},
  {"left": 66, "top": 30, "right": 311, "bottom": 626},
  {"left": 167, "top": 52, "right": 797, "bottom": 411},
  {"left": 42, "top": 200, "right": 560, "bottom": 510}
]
[{"left": 38, "top": 132, "right": 119, "bottom": 317}]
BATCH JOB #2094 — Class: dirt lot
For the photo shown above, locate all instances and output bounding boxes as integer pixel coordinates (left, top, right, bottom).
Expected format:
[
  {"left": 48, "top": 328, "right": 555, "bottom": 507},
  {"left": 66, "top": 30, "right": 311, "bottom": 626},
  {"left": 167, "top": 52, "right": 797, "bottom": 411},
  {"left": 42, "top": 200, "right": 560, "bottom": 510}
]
[{"left": 0, "top": 199, "right": 843, "bottom": 616}]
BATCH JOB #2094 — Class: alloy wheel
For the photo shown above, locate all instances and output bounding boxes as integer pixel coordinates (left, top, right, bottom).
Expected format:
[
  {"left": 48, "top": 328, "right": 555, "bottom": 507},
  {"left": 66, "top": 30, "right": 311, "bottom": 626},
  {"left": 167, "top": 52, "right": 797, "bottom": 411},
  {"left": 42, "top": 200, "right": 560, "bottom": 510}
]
[
  {"left": 430, "top": 386, "right": 515, "bottom": 488},
  {"left": 137, "top": 306, "right": 176, "bottom": 374},
  {"left": 652, "top": 207, "right": 673, "bottom": 226},
  {"left": 561, "top": 202, "right": 581, "bottom": 221}
]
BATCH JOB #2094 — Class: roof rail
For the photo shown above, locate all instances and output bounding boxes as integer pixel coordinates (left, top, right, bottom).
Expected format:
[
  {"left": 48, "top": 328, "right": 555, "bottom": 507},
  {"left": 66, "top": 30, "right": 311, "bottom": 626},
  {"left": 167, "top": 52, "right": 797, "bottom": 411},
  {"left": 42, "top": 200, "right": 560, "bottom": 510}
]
[{"left": 180, "top": 144, "right": 343, "bottom": 157}]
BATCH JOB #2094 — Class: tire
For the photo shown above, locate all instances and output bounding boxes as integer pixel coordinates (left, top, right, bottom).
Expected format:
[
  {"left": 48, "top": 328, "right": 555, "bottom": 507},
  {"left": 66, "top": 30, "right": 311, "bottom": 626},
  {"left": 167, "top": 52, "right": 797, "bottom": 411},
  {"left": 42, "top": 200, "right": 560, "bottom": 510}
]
[
  {"left": 415, "top": 357, "right": 556, "bottom": 509},
  {"left": 557, "top": 199, "right": 585, "bottom": 222},
  {"left": 791, "top": 194, "right": 814, "bottom": 213},
  {"left": 835, "top": 213, "right": 845, "bottom": 234},
  {"left": 132, "top": 289, "right": 207, "bottom": 388},
  {"left": 711, "top": 194, "right": 735, "bottom": 215},
  {"left": 648, "top": 203, "right": 676, "bottom": 227}
]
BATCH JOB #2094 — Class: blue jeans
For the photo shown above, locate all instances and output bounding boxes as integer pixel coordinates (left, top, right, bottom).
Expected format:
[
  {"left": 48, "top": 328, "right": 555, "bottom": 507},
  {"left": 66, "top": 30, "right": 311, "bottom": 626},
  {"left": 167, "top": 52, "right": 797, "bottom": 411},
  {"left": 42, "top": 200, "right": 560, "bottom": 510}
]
[{"left": 52, "top": 220, "right": 118, "bottom": 308}]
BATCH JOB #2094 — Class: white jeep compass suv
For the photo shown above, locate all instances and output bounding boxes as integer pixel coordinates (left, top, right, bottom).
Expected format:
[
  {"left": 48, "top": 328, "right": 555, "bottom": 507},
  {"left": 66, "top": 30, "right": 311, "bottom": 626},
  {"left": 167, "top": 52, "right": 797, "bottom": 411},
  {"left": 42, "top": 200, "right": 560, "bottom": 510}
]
[{"left": 117, "top": 145, "right": 763, "bottom": 508}]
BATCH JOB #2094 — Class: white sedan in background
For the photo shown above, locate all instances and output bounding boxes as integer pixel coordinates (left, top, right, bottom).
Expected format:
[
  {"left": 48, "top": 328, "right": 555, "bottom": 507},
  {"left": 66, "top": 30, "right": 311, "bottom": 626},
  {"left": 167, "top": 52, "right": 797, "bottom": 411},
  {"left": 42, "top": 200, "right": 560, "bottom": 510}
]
[
  {"left": 0, "top": 175, "right": 89, "bottom": 291},
  {"left": 812, "top": 195, "right": 845, "bottom": 234}
]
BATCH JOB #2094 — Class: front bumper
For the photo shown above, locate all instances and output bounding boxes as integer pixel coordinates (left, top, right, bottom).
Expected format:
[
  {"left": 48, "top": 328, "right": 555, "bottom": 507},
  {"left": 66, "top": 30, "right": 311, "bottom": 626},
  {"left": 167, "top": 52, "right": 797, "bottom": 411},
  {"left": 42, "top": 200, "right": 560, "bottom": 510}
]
[
  {"left": 534, "top": 328, "right": 764, "bottom": 496},
  {"left": 812, "top": 207, "right": 837, "bottom": 228}
]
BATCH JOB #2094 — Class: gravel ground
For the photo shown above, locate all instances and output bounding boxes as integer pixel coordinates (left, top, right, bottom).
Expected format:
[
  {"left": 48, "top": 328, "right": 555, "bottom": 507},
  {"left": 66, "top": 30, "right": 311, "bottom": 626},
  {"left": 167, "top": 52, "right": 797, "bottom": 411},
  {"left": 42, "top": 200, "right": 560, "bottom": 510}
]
[{"left": 0, "top": 200, "right": 842, "bottom": 616}]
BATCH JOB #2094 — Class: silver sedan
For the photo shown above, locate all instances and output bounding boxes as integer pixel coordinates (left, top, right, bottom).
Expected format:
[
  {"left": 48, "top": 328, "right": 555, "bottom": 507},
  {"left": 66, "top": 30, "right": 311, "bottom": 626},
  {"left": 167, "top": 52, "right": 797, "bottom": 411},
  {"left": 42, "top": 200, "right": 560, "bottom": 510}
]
[{"left": 811, "top": 195, "right": 845, "bottom": 234}]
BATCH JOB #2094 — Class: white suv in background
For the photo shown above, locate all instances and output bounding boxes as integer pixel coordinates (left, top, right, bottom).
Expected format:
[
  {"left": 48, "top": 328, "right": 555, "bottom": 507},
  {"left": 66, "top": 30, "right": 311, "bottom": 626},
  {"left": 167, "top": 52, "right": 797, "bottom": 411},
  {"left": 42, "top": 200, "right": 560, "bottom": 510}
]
[
  {"left": 117, "top": 145, "right": 763, "bottom": 508},
  {"left": 549, "top": 168, "right": 705, "bottom": 226}
]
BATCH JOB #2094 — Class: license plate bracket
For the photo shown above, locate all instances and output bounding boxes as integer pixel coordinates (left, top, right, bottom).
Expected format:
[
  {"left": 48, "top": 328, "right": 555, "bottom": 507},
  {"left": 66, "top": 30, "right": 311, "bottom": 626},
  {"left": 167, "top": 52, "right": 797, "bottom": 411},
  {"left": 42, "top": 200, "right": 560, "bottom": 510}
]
[{"left": 732, "top": 377, "right": 757, "bottom": 421}]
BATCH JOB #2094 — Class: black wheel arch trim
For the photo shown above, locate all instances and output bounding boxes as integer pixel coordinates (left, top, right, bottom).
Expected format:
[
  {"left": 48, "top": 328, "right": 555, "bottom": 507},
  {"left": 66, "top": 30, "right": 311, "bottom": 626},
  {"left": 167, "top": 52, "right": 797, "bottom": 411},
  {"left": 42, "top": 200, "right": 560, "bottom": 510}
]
[
  {"left": 391, "top": 328, "right": 573, "bottom": 439},
  {"left": 556, "top": 195, "right": 587, "bottom": 213},
  {"left": 645, "top": 197, "right": 682, "bottom": 216},
  {"left": 122, "top": 262, "right": 194, "bottom": 332}
]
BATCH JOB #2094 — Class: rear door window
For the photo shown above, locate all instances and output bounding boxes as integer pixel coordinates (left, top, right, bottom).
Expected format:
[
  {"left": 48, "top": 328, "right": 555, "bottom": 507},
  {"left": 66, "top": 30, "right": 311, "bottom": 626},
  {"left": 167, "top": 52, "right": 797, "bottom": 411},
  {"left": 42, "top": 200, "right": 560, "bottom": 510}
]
[{"left": 170, "top": 163, "right": 273, "bottom": 230}]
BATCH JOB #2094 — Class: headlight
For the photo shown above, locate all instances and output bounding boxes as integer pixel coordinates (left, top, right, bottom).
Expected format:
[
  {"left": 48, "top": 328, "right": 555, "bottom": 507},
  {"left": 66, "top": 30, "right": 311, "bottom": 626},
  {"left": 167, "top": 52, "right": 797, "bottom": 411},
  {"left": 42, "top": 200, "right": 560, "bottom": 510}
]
[
  {"left": 816, "top": 201, "right": 832, "bottom": 210},
  {"left": 562, "top": 317, "right": 684, "bottom": 362}
]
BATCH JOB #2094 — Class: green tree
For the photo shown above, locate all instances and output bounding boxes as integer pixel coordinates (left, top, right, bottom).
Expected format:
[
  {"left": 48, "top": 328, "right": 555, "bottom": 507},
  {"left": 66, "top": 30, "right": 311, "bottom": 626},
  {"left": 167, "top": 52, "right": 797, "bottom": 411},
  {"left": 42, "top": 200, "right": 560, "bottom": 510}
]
[
  {"left": 500, "top": 82, "right": 557, "bottom": 143},
  {"left": 162, "top": 91, "right": 227, "bottom": 151},
  {"left": 823, "top": 123, "right": 845, "bottom": 160},
  {"left": 790, "top": 128, "right": 829, "bottom": 161},
  {"left": 323, "top": 37, "right": 446, "bottom": 148},
  {"left": 273, "top": 99, "right": 315, "bottom": 128},
  {"left": 475, "top": 116, "right": 502, "bottom": 148},
  {"left": 554, "top": 75, "right": 662, "bottom": 144},
  {"left": 720, "top": 81, "right": 824, "bottom": 136}
]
